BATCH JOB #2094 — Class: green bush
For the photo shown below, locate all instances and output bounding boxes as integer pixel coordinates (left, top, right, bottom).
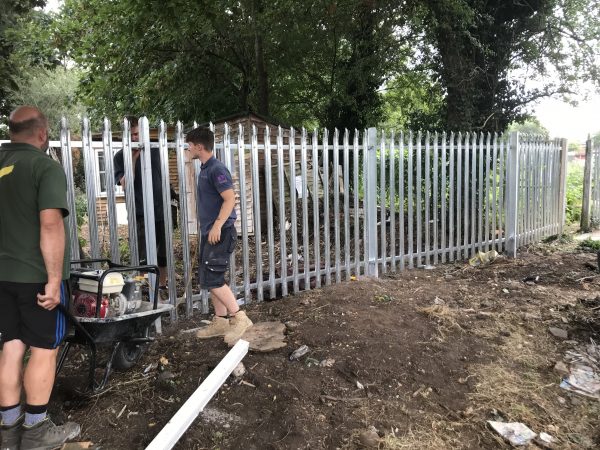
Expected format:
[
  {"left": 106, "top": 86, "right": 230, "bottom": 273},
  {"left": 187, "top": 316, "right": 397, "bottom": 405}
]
[
  {"left": 566, "top": 164, "right": 584, "bottom": 224},
  {"left": 580, "top": 238, "right": 600, "bottom": 251}
]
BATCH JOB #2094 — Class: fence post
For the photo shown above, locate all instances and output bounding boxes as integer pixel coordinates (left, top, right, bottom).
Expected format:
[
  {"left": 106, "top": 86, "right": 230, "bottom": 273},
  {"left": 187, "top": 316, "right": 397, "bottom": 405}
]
[
  {"left": 558, "top": 138, "right": 569, "bottom": 233},
  {"left": 139, "top": 117, "right": 158, "bottom": 286},
  {"left": 581, "top": 136, "right": 593, "bottom": 232},
  {"left": 505, "top": 132, "right": 520, "bottom": 257},
  {"left": 366, "top": 127, "right": 378, "bottom": 277}
]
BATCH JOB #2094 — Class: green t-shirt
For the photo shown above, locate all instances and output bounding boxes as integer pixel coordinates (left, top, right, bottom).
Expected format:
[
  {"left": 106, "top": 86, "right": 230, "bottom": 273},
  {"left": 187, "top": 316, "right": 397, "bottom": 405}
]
[{"left": 0, "top": 142, "right": 70, "bottom": 283}]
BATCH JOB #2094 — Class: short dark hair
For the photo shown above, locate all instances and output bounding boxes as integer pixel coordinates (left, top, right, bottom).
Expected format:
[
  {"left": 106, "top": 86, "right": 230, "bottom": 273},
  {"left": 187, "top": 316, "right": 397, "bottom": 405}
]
[
  {"left": 186, "top": 127, "right": 214, "bottom": 151},
  {"left": 124, "top": 115, "right": 139, "bottom": 128},
  {"left": 8, "top": 115, "right": 47, "bottom": 136}
]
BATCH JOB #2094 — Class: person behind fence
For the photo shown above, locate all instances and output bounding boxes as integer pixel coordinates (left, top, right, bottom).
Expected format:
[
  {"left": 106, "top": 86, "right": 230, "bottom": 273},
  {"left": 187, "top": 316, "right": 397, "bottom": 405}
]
[
  {"left": 185, "top": 127, "right": 253, "bottom": 344},
  {"left": 113, "top": 116, "right": 169, "bottom": 299},
  {"left": 0, "top": 106, "right": 80, "bottom": 450}
]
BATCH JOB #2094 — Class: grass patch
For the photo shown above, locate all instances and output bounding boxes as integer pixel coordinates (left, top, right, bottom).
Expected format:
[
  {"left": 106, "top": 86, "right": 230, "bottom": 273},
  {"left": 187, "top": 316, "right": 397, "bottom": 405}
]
[{"left": 468, "top": 314, "right": 600, "bottom": 449}]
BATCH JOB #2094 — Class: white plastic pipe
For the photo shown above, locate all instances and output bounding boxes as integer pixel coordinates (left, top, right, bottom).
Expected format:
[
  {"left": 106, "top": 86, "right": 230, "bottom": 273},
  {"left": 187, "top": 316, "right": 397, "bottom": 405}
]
[{"left": 145, "top": 340, "right": 249, "bottom": 450}]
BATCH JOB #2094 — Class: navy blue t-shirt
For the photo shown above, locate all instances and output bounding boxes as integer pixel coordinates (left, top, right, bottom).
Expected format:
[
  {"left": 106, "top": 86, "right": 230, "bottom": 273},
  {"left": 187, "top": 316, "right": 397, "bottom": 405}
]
[
  {"left": 197, "top": 156, "right": 236, "bottom": 234},
  {"left": 113, "top": 148, "right": 164, "bottom": 219}
]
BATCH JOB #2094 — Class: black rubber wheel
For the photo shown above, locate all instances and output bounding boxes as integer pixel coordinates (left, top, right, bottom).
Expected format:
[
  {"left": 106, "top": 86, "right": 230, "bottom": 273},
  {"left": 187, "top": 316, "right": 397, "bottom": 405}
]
[{"left": 112, "top": 341, "right": 146, "bottom": 371}]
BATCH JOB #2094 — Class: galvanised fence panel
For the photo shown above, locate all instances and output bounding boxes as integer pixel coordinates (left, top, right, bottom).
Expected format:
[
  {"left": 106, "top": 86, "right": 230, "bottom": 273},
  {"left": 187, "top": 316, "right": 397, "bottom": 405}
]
[
  {"left": 591, "top": 141, "right": 600, "bottom": 225},
  {"left": 2, "top": 120, "right": 566, "bottom": 319},
  {"left": 370, "top": 131, "right": 510, "bottom": 272}
]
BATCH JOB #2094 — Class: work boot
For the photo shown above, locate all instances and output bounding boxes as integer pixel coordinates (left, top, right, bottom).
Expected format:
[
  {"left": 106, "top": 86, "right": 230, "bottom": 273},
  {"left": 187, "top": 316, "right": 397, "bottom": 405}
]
[
  {"left": 21, "top": 417, "right": 80, "bottom": 450},
  {"left": 1, "top": 415, "right": 23, "bottom": 450},
  {"left": 224, "top": 311, "right": 253, "bottom": 346},
  {"left": 196, "top": 316, "right": 230, "bottom": 339}
]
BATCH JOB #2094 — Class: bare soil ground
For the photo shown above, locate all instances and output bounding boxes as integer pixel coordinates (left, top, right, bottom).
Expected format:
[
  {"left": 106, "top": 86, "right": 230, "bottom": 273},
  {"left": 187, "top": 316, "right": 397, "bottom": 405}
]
[{"left": 52, "top": 238, "right": 600, "bottom": 449}]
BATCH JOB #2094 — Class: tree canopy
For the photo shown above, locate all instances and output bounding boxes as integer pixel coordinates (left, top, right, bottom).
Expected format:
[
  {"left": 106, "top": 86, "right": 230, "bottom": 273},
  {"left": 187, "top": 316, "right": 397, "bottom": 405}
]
[
  {"left": 2, "top": 0, "right": 599, "bottom": 132},
  {"left": 0, "top": 0, "right": 49, "bottom": 116}
]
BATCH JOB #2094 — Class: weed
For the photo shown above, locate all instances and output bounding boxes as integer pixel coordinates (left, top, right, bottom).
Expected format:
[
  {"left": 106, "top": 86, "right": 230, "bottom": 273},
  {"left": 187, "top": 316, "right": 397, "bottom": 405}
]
[{"left": 374, "top": 294, "right": 395, "bottom": 303}]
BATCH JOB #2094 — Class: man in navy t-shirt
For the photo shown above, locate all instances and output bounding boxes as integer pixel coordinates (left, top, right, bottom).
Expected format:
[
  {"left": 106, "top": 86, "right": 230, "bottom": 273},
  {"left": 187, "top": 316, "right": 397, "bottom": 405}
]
[{"left": 186, "top": 127, "right": 252, "bottom": 344}]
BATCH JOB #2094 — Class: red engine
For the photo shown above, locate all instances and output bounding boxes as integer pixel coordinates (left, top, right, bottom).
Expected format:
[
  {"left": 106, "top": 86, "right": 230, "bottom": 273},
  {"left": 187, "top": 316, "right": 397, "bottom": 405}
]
[{"left": 72, "top": 290, "right": 109, "bottom": 318}]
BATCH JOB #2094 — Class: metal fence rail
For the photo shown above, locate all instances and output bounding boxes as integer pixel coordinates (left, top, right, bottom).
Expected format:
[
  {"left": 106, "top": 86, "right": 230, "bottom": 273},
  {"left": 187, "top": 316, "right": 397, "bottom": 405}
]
[{"left": 1, "top": 122, "right": 567, "bottom": 320}]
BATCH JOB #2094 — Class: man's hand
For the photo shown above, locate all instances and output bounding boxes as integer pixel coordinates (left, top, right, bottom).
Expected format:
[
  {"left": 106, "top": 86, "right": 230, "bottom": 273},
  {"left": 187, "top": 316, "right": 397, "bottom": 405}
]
[
  {"left": 37, "top": 282, "right": 61, "bottom": 310},
  {"left": 208, "top": 222, "right": 222, "bottom": 245}
]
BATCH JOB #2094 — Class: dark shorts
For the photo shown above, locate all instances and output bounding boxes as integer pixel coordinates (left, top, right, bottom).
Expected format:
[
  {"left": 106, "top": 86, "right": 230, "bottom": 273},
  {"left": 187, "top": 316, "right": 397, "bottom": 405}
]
[
  {"left": 198, "top": 226, "right": 237, "bottom": 289},
  {"left": 137, "top": 219, "right": 167, "bottom": 267},
  {"left": 0, "top": 280, "right": 69, "bottom": 349}
]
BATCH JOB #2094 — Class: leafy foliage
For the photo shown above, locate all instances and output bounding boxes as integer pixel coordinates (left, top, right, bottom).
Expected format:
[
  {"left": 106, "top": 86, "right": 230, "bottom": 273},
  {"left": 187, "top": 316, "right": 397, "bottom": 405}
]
[
  {"left": 579, "top": 238, "right": 600, "bottom": 251},
  {"left": 507, "top": 118, "right": 550, "bottom": 139},
  {"left": 55, "top": 0, "right": 409, "bottom": 128},
  {"left": 409, "top": 0, "right": 600, "bottom": 131},
  {"left": 3, "top": 0, "right": 599, "bottom": 132},
  {"left": 566, "top": 164, "right": 584, "bottom": 224},
  {"left": 7, "top": 67, "right": 86, "bottom": 138},
  {"left": 0, "top": 0, "right": 55, "bottom": 116}
]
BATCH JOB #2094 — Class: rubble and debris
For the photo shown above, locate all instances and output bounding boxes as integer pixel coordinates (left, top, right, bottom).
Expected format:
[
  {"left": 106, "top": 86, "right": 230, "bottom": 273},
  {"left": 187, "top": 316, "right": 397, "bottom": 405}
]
[
  {"left": 320, "top": 358, "right": 335, "bottom": 368},
  {"left": 558, "top": 339, "right": 600, "bottom": 399},
  {"left": 487, "top": 421, "right": 537, "bottom": 446},
  {"left": 284, "top": 321, "right": 299, "bottom": 332},
  {"left": 230, "top": 322, "right": 287, "bottom": 352},
  {"left": 553, "top": 361, "right": 569, "bottom": 377},
  {"left": 523, "top": 275, "right": 540, "bottom": 285},
  {"left": 560, "top": 365, "right": 600, "bottom": 399},
  {"left": 232, "top": 362, "right": 246, "bottom": 378},
  {"left": 357, "top": 428, "right": 380, "bottom": 448},
  {"left": 433, "top": 296, "right": 445, "bottom": 305},
  {"left": 469, "top": 250, "right": 499, "bottom": 267},
  {"left": 535, "top": 432, "right": 557, "bottom": 449},
  {"left": 60, "top": 443, "right": 95, "bottom": 450},
  {"left": 548, "top": 327, "right": 568, "bottom": 340},
  {"left": 289, "top": 345, "right": 310, "bottom": 361}
]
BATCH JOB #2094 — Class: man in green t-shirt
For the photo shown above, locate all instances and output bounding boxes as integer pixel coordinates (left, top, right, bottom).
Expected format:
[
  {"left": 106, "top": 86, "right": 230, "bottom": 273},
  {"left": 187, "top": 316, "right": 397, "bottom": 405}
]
[{"left": 0, "top": 106, "right": 79, "bottom": 450}]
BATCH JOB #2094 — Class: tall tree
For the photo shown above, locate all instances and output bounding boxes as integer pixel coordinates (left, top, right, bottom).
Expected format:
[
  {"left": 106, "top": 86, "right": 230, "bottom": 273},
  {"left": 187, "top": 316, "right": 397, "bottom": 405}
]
[
  {"left": 56, "top": 0, "right": 406, "bottom": 128},
  {"left": 412, "top": 0, "right": 600, "bottom": 131},
  {"left": 0, "top": 0, "right": 47, "bottom": 116}
]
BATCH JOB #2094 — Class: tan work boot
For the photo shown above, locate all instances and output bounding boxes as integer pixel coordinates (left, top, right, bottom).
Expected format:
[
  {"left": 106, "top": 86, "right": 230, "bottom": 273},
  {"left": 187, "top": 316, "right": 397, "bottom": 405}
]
[
  {"left": 196, "top": 316, "right": 230, "bottom": 339},
  {"left": 21, "top": 417, "right": 80, "bottom": 450},
  {"left": 224, "top": 311, "right": 253, "bottom": 346},
  {"left": 1, "top": 415, "right": 23, "bottom": 450}
]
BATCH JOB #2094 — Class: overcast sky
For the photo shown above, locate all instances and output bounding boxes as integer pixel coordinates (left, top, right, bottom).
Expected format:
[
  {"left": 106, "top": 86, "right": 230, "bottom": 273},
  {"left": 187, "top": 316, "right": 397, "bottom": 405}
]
[{"left": 533, "top": 94, "right": 600, "bottom": 143}]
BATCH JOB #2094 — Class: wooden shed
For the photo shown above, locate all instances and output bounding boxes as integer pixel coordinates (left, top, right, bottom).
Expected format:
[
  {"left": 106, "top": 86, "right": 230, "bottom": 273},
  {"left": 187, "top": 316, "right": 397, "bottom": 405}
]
[{"left": 207, "top": 112, "right": 325, "bottom": 235}]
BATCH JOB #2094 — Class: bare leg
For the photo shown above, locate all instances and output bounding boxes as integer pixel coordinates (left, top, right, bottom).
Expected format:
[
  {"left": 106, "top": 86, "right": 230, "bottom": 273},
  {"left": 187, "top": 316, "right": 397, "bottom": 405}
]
[
  {"left": 210, "top": 284, "right": 239, "bottom": 316},
  {"left": 0, "top": 340, "right": 26, "bottom": 407},
  {"left": 23, "top": 347, "right": 58, "bottom": 406},
  {"left": 159, "top": 266, "right": 167, "bottom": 287}
]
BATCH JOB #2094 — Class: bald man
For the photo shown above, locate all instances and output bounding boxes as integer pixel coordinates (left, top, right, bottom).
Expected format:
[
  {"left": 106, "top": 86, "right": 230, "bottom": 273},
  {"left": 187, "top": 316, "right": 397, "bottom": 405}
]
[{"left": 0, "top": 106, "right": 79, "bottom": 450}]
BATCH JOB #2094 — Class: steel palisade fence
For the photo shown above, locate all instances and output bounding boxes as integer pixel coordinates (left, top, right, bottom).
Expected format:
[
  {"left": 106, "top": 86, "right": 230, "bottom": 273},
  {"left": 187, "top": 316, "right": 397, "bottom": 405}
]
[
  {"left": 590, "top": 140, "right": 600, "bottom": 226},
  {"left": 1, "top": 119, "right": 568, "bottom": 320}
]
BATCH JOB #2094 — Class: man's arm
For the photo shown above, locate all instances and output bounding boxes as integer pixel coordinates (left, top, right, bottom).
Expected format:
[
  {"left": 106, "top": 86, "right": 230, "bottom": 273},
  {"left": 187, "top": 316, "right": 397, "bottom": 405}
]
[
  {"left": 37, "top": 208, "right": 65, "bottom": 310},
  {"left": 114, "top": 149, "right": 140, "bottom": 189},
  {"left": 207, "top": 189, "right": 236, "bottom": 245}
]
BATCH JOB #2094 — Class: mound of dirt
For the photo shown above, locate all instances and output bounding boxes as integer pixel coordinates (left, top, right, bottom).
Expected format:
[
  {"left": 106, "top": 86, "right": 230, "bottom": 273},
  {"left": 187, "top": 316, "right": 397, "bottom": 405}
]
[{"left": 51, "top": 245, "right": 600, "bottom": 449}]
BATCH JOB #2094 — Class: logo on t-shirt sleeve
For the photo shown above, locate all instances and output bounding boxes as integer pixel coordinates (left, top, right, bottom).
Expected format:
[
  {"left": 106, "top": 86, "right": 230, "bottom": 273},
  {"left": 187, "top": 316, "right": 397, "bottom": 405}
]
[
  {"left": 0, "top": 165, "right": 14, "bottom": 179},
  {"left": 216, "top": 173, "right": 228, "bottom": 185}
]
